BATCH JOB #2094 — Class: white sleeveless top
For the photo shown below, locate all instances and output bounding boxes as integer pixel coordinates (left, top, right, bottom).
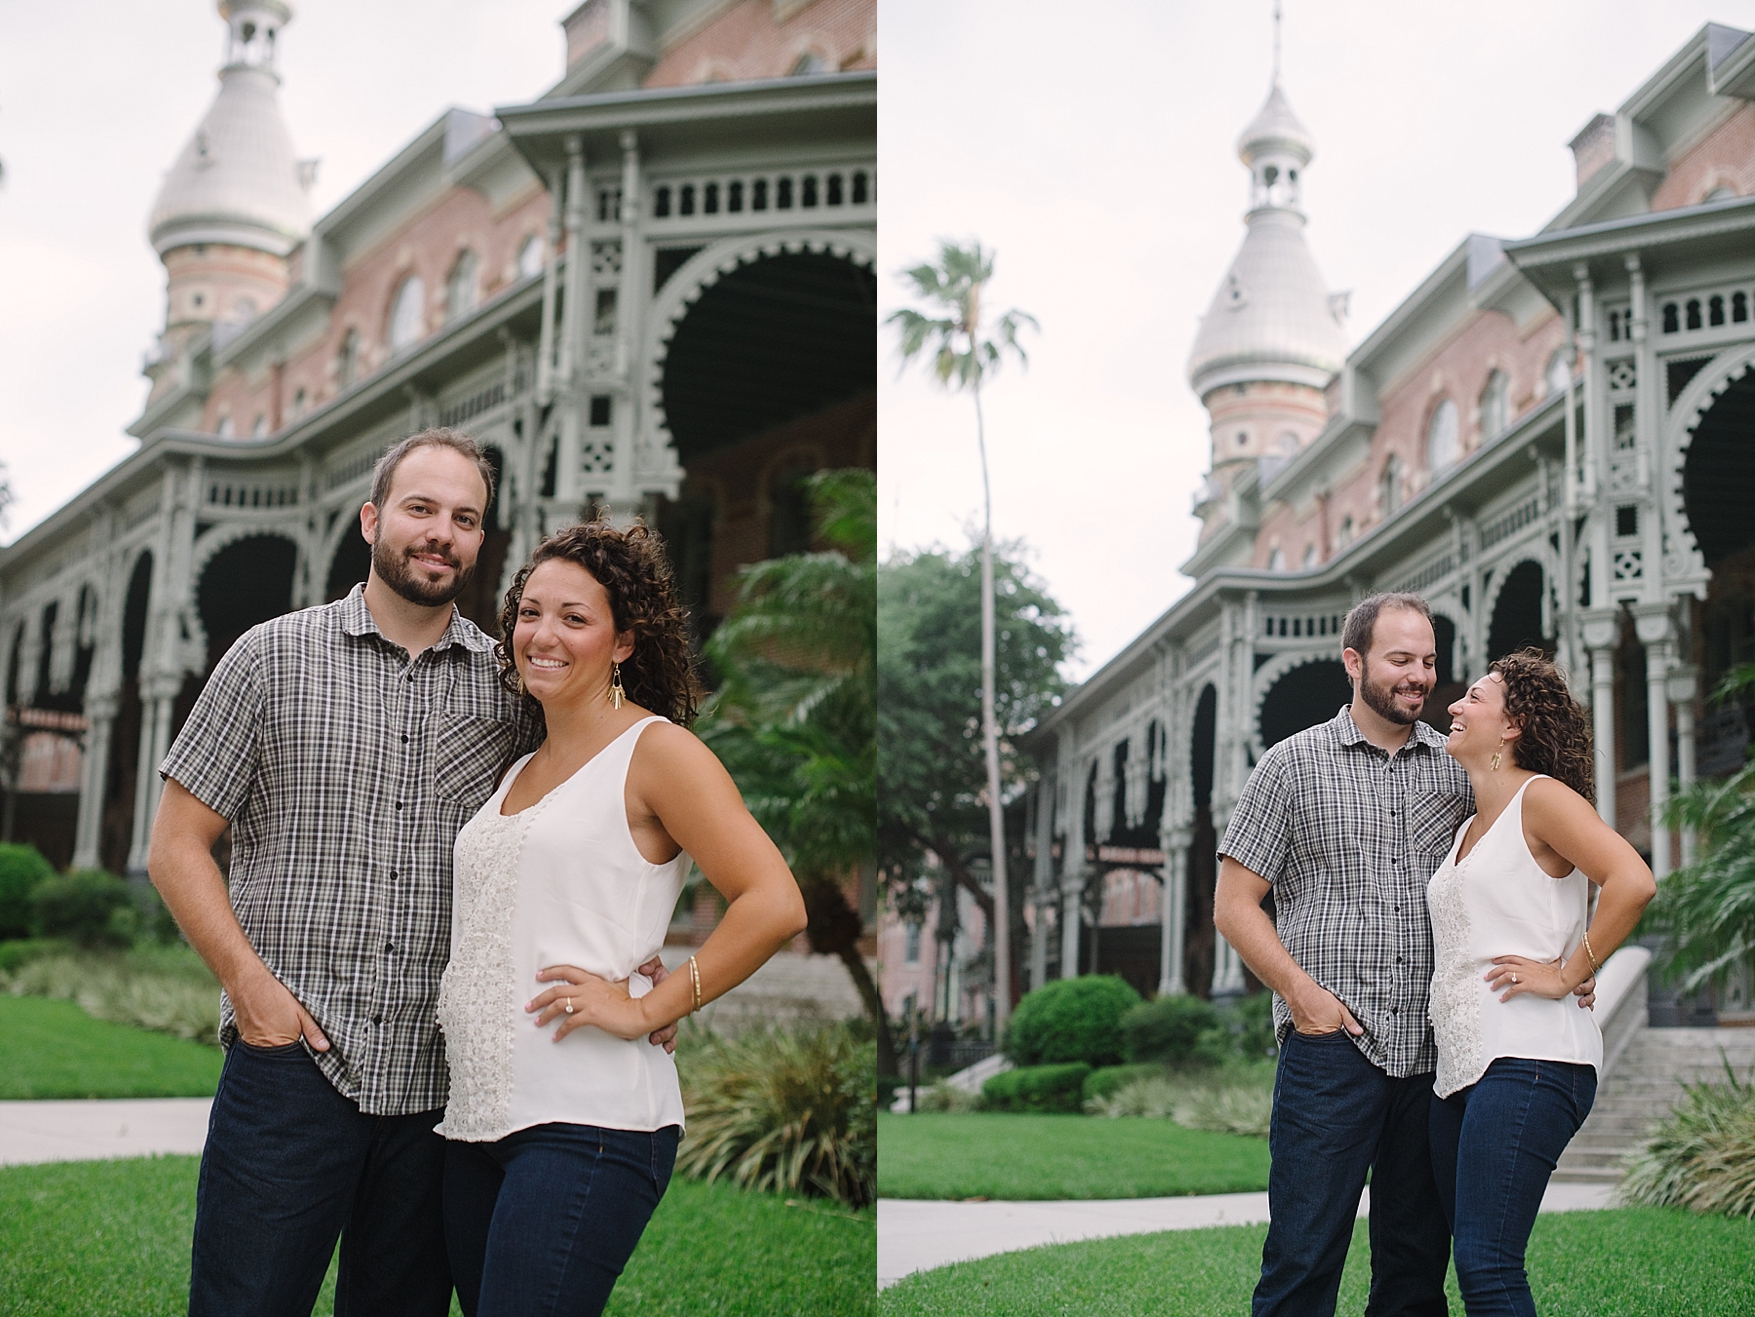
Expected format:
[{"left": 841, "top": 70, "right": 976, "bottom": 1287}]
[
  {"left": 1425, "top": 774, "right": 1602, "bottom": 1099},
  {"left": 436, "top": 716, "right": 688, "bottom": 1141}
]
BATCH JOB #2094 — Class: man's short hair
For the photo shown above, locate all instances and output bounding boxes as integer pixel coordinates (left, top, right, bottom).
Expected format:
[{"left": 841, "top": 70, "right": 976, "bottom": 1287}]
[
  {"left": 1341, "top": 592, "right": 1433, "bottom": 660},
  {"left": 368, "top": 428, "right": 496, "bottom": 514}
]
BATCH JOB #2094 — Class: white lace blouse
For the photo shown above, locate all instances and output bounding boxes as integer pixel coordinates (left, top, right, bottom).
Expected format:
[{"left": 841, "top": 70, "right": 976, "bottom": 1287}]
[
  {"left": 1425, "top": 774, "right": 1601, "bottom": 1099},
  {"left": 435, "top": 717, "right": 688, "bottom": 1141}
]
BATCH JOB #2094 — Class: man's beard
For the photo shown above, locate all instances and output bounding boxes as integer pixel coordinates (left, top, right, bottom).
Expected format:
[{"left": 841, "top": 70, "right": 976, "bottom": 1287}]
[
  {"left": 1359, "top": 669, "right": 1429, "bottom": 726},
  {"left": 372, "top": 537, "right": 474, "bottom": 607}
]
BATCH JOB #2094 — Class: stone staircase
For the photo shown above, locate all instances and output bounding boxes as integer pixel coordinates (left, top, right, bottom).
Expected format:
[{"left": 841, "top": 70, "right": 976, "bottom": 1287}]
[{"left": 1553, "top": 1025, "right": 1755, "bottom": 1183}]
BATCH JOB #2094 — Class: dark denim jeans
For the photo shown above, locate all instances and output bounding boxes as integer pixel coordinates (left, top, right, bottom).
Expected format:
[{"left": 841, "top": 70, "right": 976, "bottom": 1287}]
[
  {"left": 443, "top": 1122, "right": 680, "bottom": 1317},
  {"left": 1429, "top": 1058, "right": 1597, "bottom": 1317},
  {"left": 189, "top": 1038, "right": 452, "bottom": 1317},
  {"left": 1254, "top": 1029, "right": 1452, "bottom": 1317}
]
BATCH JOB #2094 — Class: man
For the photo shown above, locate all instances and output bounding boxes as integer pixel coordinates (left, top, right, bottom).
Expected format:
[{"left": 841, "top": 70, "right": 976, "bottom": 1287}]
[
  {"left": 1216, "top": 592, "right": 1470, "bottom": 1316},
  {"left": 149, "top": 429, "right": 672, "bottom": 1316}
]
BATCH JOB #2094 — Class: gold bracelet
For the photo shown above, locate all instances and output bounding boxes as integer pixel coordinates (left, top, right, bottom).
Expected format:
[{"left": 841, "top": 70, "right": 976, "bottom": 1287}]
[
  {"left": 1581, "top": 931, "right": 1602, "bottom": 976},
  {"left": 688, "top": 955, "right": 702, "bottom": 1014}
]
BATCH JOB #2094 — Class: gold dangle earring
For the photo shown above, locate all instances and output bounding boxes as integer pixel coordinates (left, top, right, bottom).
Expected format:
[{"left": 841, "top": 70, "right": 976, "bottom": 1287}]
[
  {"left": 609, "top": 660, "right": 626, "bottom": 710},
  {"left": 1489, "top": 739, "right": 1504, "bottom": 772}
]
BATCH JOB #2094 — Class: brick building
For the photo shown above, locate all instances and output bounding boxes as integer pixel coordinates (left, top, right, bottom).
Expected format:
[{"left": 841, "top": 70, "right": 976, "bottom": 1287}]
[
  {"left": 881, "top": 23, "right": 1755, "bottom": 1026},
  {"left": 0, "top": 0, "right": 876, "bottom": 884}
]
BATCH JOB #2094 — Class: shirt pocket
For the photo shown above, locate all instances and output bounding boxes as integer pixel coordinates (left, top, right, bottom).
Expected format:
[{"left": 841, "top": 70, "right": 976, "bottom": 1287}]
[
  {"left": 1407, "top": 791, "right": 1468, "bottom": 859},
  {"left": 433, "top": 715, "right": 518, "bottom": 809}
]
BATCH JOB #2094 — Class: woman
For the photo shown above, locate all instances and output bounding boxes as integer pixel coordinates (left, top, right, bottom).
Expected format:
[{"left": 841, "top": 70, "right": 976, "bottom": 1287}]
[
  {"left": 1428, "top": 648, "right": 1656, "bottom": 1316},
  {"left": 435, "top": 520, "right": 807, "bottom": 1317}
]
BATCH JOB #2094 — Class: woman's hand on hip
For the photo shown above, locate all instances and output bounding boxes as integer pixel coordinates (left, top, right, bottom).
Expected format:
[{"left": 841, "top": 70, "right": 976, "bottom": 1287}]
[
  {"left": 1485, "top": 955, "right": 1570, "bottom": 1002},
  {"left": 528, "top": 964, "right": 655, "bottom": 1042}
]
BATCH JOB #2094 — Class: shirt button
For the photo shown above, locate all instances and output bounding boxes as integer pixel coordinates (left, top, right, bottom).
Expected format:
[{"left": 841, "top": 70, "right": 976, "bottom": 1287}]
[
  {"left": 395, "top": 802, "right": 404, "bottom": 811},
  {"left": 401, "top": 734, "right": 410, "bottom": 744},
  {"left": 372, "top": 1015, "right": 382, "bottom": 1025},
  {"left": 385, "top": 943, "right": 396, "bottom": 954}
]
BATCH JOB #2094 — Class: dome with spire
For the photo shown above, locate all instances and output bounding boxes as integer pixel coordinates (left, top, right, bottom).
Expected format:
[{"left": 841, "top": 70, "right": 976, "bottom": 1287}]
[
  {"left": 1237, "top": 82, "right": 1314, "bottom": 167},
  {"left": 148, "top": 0, "right": 311, "bottom": 258},
  {"left": 1187, "top": 81, "right": 1346, "bottom": 398}
]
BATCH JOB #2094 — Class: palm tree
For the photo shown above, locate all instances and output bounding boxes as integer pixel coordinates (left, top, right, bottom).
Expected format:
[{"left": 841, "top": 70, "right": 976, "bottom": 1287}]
[
  {"left": 704, "top": 470, "right": 891, "bottom": 1072},
  {"left": 887, "top": 239, "right": 1037, "bottom": 1028}
]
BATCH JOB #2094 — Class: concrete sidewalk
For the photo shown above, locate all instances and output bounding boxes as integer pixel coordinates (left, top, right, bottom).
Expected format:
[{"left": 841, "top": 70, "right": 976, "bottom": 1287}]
[
  {"left": 877, "top": 1181, "right": 1617, "bottom": 1290},
  {"left": 0, "top": 1099, "right": 211, "bottom": 1167}
]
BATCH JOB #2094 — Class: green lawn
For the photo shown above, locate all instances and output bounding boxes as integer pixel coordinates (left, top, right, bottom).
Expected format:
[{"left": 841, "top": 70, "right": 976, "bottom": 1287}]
[
  {"left": 0, "top": 996, "right": 221, "bottom": 1099},
  {"left": 0, "top": 1155, "right": 874, "bottom": 1316},
  {"left": 880, "top": 1208, "right": 1755, "bottom": 1316},
  {"left": 878, "top": 1112, "right": 1271, "bottom": 1200}
]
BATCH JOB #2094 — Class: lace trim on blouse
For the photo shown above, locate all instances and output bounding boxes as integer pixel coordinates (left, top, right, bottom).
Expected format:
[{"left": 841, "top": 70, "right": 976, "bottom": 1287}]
[
  {"left": 435, "top": 801, "right": 531, "bottom": 1140},
  {"left": 1427, "top": 841, "right": 1482, "bottom": 1100}
]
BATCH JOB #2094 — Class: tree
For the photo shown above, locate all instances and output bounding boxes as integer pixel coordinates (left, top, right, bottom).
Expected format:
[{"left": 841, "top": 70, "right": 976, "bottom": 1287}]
[
  {"left": 887, "top": 238, "right": 1037, "bottom": 1027},
  {"left": 878, "top": 542, "right": 1073, "bottom": 1014},
  {"left": 1650, "top": 664, "right": 1755, "bottom": 995},
  {"left": 703, "top": 470, "right": 891, "bottom": 1073}
]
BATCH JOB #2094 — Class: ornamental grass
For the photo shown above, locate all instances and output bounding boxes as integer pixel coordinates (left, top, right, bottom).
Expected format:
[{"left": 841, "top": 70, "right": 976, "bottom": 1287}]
[
  {"left": 0, "top": 942, "right": 220, "bottom": 1044},
  {"left": 677, "top": 1020, "right": 876, "bottom": 1207},
  {"left": 1619, "top": 1059, "right": 1755, "bottom": 1220},
  {"left": 1086, "top": 1068, "right": 1274, "bottom": 1138}
]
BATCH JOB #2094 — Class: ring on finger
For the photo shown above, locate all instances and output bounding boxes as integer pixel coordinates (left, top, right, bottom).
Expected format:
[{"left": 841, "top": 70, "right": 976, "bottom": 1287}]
[{"left": 564, "top": 997, "right": 575, "bottom": 1014}]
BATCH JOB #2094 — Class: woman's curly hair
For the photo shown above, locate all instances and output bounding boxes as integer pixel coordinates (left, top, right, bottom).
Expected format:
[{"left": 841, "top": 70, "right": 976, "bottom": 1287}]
[
  {"left": 494, "top": 518, "right": 702, "bottom": 726},
  {"left": 1490, "top": 648, "right": 1593, "bottom": 801}
]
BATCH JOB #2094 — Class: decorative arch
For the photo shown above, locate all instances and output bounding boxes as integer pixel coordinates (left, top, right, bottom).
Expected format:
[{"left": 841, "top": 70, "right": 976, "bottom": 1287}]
[
  {"left": 1482, "top": 557, "right": 1553, "bottom": 661},
  {"left": 188, "top": 519, "right": 305, "bottom": 590},
  {"left": 1663, "top": 343, "right": 1755, "bottom": 595},
  {"left": 192, "top": 530, "right": 300, "bottom": 673},
  {"left": 642, "top": 228, "right": 876, "bottom": 457},
  {"left": 1250, "top": 650, "right": 1350, "bottom": 758}
]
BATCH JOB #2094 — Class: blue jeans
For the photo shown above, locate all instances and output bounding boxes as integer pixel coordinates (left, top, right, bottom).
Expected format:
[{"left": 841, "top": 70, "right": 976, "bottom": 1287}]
[
  {"left": 443, "top": 1122, "right": 680, "bottom": 1317},
  {"left": 189, "top": 1038, "right": 452, "bottom": 1317},
  {"left": 1254, "top": 1029, "right": 1452, "bottom": 1317},
  {"left": 1428, "top": 1058, "right": 1596, "bottom": 1317}
]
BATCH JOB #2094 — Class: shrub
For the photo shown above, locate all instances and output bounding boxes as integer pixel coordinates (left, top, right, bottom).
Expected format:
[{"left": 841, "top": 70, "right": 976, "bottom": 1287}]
[
  {"left": 1086, "top": 1069, "right": 1275, "bottom": 1136},
  {"left": 2, "top": 943, "right": 221, "bottom": 1043},
  {"left": 981, "top": 1062, "right": 1092, "bottom": 1113},
  {"left": 913, "top": 1080, "right": 982, "bottom": 1113},
  {"left": 1620, "top": 1064, "right": 1755, "bottom": 1219},
  {"left": 1083, "top": 1063, "right": 1166, "bottom": 1104},
  {"left": 1122, "top": 994, "right": 1220, "bottom": 1064},
  {"left": 1005, "top": 976, "right": 1141, "bottom": 1068},
  {"left": 0, "top": 844, "right": 56, "bottom": 940},
  {"left": 676, "top": 1021, "right": 876, "bottom": 1207},
  {"left": 30, "top": 870, "right": 136, "bottom": 948},
  {"left": 0, "top": 937, "right": 69, "bottom": 975}
]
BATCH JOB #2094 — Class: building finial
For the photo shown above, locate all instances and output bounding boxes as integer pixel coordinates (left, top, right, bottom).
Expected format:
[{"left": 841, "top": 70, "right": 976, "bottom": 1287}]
[{"left": 1272, "top": 0, "right": 1283, "bottom": 85}]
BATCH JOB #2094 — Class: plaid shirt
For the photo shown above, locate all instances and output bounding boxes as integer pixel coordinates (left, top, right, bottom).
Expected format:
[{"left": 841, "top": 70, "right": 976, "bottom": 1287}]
[
  {"left": 1220, "top": 706, "right": 1472, "bottom": 1078},
  {"left": 161, "top": 585, "right": 535, "bottom": 1115}
]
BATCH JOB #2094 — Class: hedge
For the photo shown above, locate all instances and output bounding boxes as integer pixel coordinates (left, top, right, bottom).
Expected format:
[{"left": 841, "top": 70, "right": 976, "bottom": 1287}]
[
  {"left": 1005, "top": 976, "right": 1142, "bottom": 1068},
  {"left": 982, "top": 1063, "right": 1093, "bottom": 1113}
]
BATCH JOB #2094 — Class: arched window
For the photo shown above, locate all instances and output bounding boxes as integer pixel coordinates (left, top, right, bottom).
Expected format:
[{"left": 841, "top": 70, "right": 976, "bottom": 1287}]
[
  {"left": 337, "top": 329, "right": 359, "bottom": 388},
  {"left": 233, "top": 296, "right": 257, "bottom": 324},
  {"left": 251, "top": 414, "right": 267, "bottom": 438},
  {"left": 1426, "top": 398, "right": 1459, "bottom": 474},
  {"left": 388, "top": 275, "right": 426, "bottom": 352},
  {"left": 1302, "top": 543, "right": 1317, "bottom": 569},
  {"left": 517, "top": 234, "right": 544, "bottom": 280},
  {"left": 1337, "top": 515, "right": 1354, "bottom": 547},
  {"left": 1706, "top": 184, "right": 1737, "bottom": 202},
  {"left": 290, "top": 387, "right": 307, "bottom": 419},
  {"left": 1478, "top": 369, "right": 1507, "bottom": 441},
  {"left": 1268, "top": 546, "right": 1287, "bottom": 571},
  {"left": 446, "top": 251, "right": 478, "bottom": 321},
  {"left": 1381, "top": 455, "right": 1403, "bottom": 517},
  {"left": 1277, "top": 431, "right": 1301, "bottom": 455},
  {"left": 216, "top": 414, "right": 235, "bottom": 438},
  {"left": 1545, "top": 347, "right": 1571, "bottom": 396}
]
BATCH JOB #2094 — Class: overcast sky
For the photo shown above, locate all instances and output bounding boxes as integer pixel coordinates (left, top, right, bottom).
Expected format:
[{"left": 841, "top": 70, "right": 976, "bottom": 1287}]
[
  {"left": 879, "top": 0, "right": 1755, "bottom": 680},
  {"left": 6, "top": 2, "right": 1755, "bottom": 681},
  {"left": 0, "top": 0, "right": 571, "bottom": 547}
]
